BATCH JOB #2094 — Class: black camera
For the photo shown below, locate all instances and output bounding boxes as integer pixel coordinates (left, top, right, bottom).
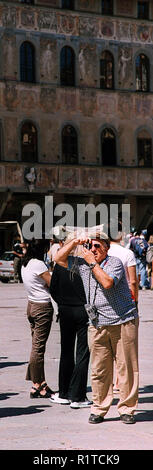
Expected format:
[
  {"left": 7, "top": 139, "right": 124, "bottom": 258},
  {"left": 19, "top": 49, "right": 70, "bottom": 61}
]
[
  {"left": 84, "top": 303, "right": 98, "bottom": 322},
  {"left": 83, "top": 242, "right": 92, "bottom": 250}
]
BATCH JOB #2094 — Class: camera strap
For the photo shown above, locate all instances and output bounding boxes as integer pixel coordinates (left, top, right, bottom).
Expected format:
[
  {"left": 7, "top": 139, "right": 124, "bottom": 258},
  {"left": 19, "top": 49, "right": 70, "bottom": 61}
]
[
  {"left": 88, "top": 256, "right": 109, "bottom": 305},
  {"left": 88, "top": 270, "right": 98, "bottom": 306}
]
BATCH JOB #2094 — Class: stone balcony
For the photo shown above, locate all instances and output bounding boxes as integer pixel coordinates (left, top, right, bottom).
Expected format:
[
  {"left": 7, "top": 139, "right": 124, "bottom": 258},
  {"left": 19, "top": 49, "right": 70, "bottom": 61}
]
[{"left": 0, "top": 162, "right": 153, "bottom": 195}]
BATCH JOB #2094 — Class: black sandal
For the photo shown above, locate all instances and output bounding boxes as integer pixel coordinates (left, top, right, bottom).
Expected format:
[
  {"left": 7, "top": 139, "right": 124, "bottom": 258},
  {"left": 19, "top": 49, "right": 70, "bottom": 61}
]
[
  {"left": 30, "top": 383, "right": 55, "bottom": 399},
  {"left": 39, "top": 382, "right": 55, "bottom": 398},
  {"left": 30, "top": 386, "right": 41, "bottom": 399},
  {"left": 43, "top": 383, "right": 55, "bottom": 394}
]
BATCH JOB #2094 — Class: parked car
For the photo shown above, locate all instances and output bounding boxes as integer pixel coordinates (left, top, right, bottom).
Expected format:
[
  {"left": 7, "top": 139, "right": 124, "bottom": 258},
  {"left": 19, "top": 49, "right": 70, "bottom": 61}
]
[{"left": 0, "top": 251, "right": 15, "bottom": 282}]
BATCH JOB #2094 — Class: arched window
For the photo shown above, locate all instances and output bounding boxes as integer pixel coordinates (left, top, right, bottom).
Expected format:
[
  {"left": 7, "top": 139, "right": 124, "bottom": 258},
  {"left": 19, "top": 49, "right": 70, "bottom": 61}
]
[
  {"left": 62, "top": 125, "right": 78, "bottom": 164},
  {"left": 20, "top": 41, "right": 35, "bottom": 83},
  {"left": 60, "top": 46, "right": 75, "bottom": 86},
  {"left": 137, "top": 129, "right": 152, "bottom": 167},
  {"left": 102, "top": 0, "right": 113, "bottom": 15},
  {"left": 62, "top": 0, "right": 74, "bottom": 9},
  {"left": 136, "top": 54, "right": 149, "bottom": 92},
  {"left": 101, "top": 128, "right": 116, "bottom": 166},
  {"left": 100, "top": 51, "right": 114, "bottom": 89},
  {"left": 21, "top": 122, "right": 38, "bottom": 162}
]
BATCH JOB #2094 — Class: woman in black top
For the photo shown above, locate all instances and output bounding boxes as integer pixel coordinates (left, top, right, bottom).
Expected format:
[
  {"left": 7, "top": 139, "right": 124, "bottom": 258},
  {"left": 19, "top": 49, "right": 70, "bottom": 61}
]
[{"left": 49, "top": 264, "right": 91, "bottom": 408}]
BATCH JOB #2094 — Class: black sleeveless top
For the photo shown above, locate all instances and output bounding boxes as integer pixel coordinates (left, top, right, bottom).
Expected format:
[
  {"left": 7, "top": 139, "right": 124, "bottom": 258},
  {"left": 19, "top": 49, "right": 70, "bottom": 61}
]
[{"left": 50, "top": 263, "right": 86, "bottom": 306}]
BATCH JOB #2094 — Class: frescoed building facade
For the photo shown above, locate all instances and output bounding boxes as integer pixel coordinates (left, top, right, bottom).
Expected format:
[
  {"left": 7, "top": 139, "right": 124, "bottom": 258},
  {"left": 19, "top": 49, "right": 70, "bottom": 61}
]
[{"left": 0, "top": 0, "right": 153, "bottom": 240}]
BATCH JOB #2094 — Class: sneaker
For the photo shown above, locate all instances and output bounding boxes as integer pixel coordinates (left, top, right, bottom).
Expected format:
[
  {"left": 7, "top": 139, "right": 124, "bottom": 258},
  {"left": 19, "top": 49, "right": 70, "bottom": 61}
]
[
  {"left": 70, "top": 398, "right": 93, "bottom": 409},
  {"left": 49, "top": 393, "right": 70, "bottom": 405}
]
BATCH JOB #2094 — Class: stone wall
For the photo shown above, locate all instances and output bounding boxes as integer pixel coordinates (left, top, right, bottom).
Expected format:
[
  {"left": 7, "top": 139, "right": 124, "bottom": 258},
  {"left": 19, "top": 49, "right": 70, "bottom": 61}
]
[
  {"left": 1, "top": 81, "right": 153, "bottom": 166},
  {"left": 0, "top": 162, "right": 153, "bottom": 195},
  {"left": 3, "top": 1, "right": 153, "bottom": 20}
]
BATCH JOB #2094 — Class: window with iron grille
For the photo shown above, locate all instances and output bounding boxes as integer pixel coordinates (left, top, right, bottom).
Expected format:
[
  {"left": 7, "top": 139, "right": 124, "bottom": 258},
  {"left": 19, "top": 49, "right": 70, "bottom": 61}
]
[
  {"left": 100, "top": 51, "right": 114, "bottom": 89},
  {"left": 20, "top": 41, "right": 35, "bottom": 83},
  {"left": 60, "top": 46, "right": 75, "bottom": 86},
  {"left": 136, "top": 54, "right": 149, "bottom": 92},
  {"left": 62, "top": 125, "right": 78, "bottom": 164}
]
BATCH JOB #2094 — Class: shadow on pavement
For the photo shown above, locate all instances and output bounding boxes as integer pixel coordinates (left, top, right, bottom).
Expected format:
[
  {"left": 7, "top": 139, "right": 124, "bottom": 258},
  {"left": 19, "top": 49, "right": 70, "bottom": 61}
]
[
  {"left": 105, "top": 411, "right": 153, "bottom": 423},
  {"left": 139, "top": 396, "right": 153, "bottom": 404},
  {"left": 136, "top": 410, "right": 153, "bottom": 422},
  {"left": 0, "top": 392, "right": 19, "bottom": 401},
  {"left": 0, "top": 405, "right": 50, "bottom": 418},
  {"left": 139, "top": 385, "right": 153, "bottom": 394},
  {"left": 0, "top": 361, "right": 28, "bottom": 369}
]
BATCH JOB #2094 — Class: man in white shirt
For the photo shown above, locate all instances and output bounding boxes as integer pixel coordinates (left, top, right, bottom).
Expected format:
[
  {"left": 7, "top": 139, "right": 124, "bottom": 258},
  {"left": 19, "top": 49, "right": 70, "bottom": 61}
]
[
  {"left": 108, "top": 225, "right": 138, "bottom": 306},
  {"left": 108, "top": 223, "right": 138, "bottom": 393}
]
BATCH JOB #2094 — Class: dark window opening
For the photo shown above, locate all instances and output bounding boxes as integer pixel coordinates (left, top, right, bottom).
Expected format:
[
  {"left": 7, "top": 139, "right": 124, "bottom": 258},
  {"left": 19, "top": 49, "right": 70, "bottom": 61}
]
[
  {"left": 137, "top": 1, "right": 149, "bottom": 19},
  {"left": 101, "top": 128, "right": 116, "bottom": 166},
  {"left": 137, "top": 137, "right": 152, "bottom": 167},
  {"left": 21, "top": 122, "right": 37, "bottom": 162},
  {"left": 21, "top": 1, "right": 34, "bottom": 4},
  {"left": 20, "top": 41, "right": 35, "bottom": 83},
  {"left": 102, "top": 0, "right": 113, "bottom": 15},
  {"left": 0, "top": 125, "right": 2, "bottom": 161},
  {"left": 60, "top": 46, "right": 75, "bottom": 86},
  {"left": 136, "top": 54, "right": 149, "bottom": 92},
  {"left": 62, "top": 125, "right": 78, "bottom": 164},
  {"left": 100, "top": 51, "right": 114, "bottom": 89},
  {"left": 62, "top": 0, "right": 74, "bottom": 9}
]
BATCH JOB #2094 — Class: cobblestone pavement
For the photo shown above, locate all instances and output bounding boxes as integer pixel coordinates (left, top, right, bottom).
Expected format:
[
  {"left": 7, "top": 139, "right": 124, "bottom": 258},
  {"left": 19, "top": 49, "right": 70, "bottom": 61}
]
[{"left": 0, "top": 283, "right": 153, "bottom": 454}]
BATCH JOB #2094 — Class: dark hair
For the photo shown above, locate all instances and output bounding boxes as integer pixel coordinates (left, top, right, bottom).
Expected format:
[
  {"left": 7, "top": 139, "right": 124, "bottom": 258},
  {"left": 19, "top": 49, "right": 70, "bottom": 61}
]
[
  {"left": 22, "top": 238, "right": 50, "bottom": 267},
  {"left": 133, "top": 230, "right": 141, "bottom": 237}
]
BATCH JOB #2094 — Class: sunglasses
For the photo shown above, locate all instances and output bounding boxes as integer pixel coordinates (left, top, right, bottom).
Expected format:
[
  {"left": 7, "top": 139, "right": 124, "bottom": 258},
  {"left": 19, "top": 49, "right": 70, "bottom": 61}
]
[
  {"left": 91, "top": 243, "right": 101, "bottom": 249},
  {"left": 84, "top": 243, "right": 101, "bottom": 249}
]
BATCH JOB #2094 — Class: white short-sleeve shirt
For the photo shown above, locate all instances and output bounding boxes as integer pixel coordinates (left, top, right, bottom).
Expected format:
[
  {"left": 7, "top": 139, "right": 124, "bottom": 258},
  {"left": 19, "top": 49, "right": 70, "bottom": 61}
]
[
  {"left": 21, "top": 259, "right": 51, "bottom": 303},
  {"left": 108, "top": 243, "right": 136, "bottom": 287}
]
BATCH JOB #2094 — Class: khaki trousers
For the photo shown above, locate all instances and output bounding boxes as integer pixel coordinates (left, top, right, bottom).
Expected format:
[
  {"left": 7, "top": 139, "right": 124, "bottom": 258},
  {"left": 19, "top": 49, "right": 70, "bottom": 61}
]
[{"left": 88, "top": 318, "right": 139, "bottom": 417}]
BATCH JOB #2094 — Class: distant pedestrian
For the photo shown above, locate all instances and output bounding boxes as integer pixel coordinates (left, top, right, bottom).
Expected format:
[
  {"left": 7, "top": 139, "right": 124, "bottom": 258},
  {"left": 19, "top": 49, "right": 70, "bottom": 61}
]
[
  {"left": 130, "top": 230, "right": 149, "bottom": 290},
  {"left": 49, "top": 263, "right": 91, "bottom": 408},
  {"left": 146, "top": 235, "right": 153, "bottom": 289},
  {"left": 21, "top": 238, "right": 54, "bottom": 398},
  {"left": 13, "top": 239, "right": 25, "bottom": 283}
]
